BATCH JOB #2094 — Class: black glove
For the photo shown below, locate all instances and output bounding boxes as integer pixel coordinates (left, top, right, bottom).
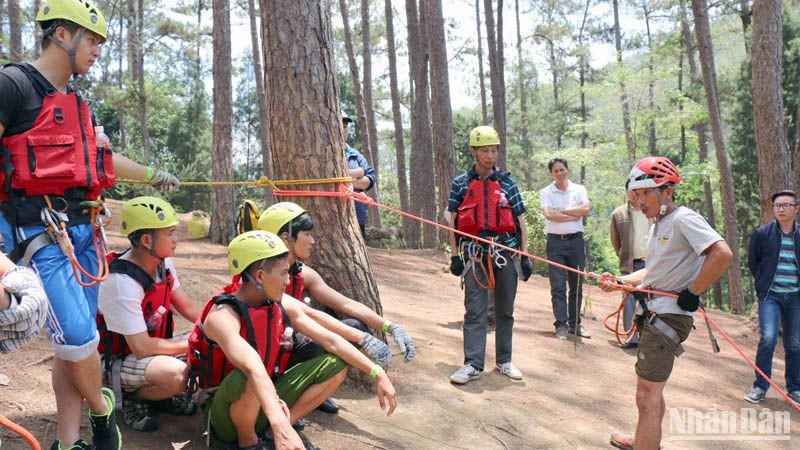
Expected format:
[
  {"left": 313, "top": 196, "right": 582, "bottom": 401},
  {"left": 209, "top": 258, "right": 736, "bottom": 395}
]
[
  {"left": 449, "top": 256, "right": 464, "bottom": 277},
  {"left": 677, "top": 289, "right": 700, "bottom": 312},
  {"left": 520, "top": 256, "right": 533, "bottom": 282}
]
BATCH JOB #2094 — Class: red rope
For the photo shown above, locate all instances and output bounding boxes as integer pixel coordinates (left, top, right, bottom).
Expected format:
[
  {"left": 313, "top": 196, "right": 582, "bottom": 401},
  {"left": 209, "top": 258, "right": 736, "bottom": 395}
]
[{"left": 274, "top": 186, "right": 800, "bottom": 412}]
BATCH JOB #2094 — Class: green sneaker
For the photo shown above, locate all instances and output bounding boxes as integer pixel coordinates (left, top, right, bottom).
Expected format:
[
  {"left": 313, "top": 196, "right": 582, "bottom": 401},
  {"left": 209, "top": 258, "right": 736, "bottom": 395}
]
[
  {"left": 88, "top": 387, "right": 122, "bottom": 450},
  {"left": 49, "top": 439, "right": 93, "bottom": 450}
]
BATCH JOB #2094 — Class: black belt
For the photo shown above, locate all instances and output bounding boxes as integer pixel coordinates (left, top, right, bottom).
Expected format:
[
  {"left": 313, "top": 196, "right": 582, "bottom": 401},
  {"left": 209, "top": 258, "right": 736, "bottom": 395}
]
[
  {"left": 633, "top": 258, "right": 645, "bottom": 264},
  {"left": 547, "top": 232, "right": 583, "bottom": 240}
]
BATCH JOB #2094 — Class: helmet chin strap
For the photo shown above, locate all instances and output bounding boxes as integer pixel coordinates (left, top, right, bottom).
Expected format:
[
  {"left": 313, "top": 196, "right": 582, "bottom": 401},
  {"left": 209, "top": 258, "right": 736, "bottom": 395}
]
[
  {"left": 47, "top": 27, "right": 85, "bottom": 78},
  {"left": 146, "top": 230, "right": 165, "bottom": 261}
]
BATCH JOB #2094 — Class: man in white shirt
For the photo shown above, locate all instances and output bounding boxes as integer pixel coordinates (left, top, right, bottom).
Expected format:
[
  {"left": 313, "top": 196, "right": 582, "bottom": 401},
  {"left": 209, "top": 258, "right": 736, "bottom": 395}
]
[{"left": 539, "top": 158, "right": 590, "bottom": 340}]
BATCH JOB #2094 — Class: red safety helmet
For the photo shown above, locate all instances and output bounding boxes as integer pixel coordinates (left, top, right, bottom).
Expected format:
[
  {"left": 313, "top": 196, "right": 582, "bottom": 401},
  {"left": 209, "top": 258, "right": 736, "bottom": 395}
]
[{"left": 628, "top": 156, "right": 681, "bottom": 190}]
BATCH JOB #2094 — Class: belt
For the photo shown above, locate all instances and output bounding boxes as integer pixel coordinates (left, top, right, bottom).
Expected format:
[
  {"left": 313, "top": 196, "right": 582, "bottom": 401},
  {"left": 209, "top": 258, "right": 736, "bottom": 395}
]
[
  {"left": 633, "top": 258, "right": 645, "bottom": 263},
  {"left": 547, "top": 232, "right": 583, "bottom": 240}
]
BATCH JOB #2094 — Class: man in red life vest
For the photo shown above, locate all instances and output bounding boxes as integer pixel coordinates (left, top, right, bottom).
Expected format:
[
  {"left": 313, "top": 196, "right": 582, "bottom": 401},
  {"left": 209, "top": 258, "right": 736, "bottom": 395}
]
[
  {"left": 446, "top": 125, "right": 531, "bottom": 385},
  {"left": 187, "top": 230, "right": 397, "bottom": 450},
  {"left": 97, "top": 197, "right": 200, "bottom": 432},
  {"left": 0, "top": 1, "right": 178, "bottom": 448}
]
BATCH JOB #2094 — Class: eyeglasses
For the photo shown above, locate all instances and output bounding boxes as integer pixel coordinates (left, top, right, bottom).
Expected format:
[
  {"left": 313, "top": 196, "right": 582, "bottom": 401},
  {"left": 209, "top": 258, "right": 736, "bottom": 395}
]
[{"left": 773, "top": 202, "right": 799, "bottom": 210}]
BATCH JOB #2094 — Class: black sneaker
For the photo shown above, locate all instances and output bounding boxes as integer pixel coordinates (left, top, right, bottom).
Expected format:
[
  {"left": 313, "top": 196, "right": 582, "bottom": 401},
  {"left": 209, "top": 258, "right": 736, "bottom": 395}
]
[
  {"left": 315, "top": 397, "right": 339, "bottom": 414},
  {"left": 123, "top": 396, "right": 158, "bottom": 432},
  {"left": 50, "top": 440, "right": 93, "bottom": 450},
  {"left": 88, "top": 387, "right": 122, "bottom": 450},
  {"left": 154, "top": 394, "right": 197, "bottom": 416}
]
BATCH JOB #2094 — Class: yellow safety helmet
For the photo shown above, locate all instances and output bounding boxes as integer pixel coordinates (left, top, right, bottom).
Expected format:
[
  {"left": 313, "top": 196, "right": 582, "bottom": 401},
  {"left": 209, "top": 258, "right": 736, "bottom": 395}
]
[
  {"left": 469, "top": 126, "right": 501, "bottom": 148},
  {"left": 227, "top": 230, "right": 289, "bottom": 276},
  {"left": 120, "top": 196, "right": 179, "bottom": 236},
  {"left": 36, "top": 0, "right": 108, "bottom": 41},
  {"left": 258, "top": 202, "right": 307, "bottom": 235}
]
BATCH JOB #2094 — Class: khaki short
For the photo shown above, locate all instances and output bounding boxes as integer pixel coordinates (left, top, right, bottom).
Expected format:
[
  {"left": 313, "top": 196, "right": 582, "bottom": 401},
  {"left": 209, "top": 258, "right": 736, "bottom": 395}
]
[{"left": 635, "top": 313, "right": 694, "bottom": 382}]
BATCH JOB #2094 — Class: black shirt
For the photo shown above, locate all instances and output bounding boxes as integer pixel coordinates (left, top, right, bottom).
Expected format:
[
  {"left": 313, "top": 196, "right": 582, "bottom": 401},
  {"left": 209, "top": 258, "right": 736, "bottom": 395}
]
[{"left": 0, "top": 63, "right": 57, "bottom": 137}]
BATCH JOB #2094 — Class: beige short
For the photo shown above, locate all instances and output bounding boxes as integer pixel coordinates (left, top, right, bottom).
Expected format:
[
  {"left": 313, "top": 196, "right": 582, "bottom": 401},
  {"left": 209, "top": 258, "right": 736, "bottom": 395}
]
[
  {"left": 635, "top": 313, "right": 694, "bottom": 382},
  {"left": 103, "top": 352, "right": 187, "bottom": 392}
]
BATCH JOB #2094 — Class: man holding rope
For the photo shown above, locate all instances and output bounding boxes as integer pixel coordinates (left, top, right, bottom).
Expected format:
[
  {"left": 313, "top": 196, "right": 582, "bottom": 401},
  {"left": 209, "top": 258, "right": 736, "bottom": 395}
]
[
  {"left": 600, "top": 156, "right": 732, "bottom": 450},
  {"left": 447, "top": 125, "right": 531, "bottom": 385}
]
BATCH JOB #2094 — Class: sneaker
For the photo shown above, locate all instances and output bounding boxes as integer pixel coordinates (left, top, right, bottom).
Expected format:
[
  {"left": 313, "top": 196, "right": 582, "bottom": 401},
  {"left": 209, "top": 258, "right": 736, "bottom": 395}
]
[
  {"left": 155, "top": 394, "right": 197, "bottom": 416},
  {"left": 50, "top": 440, "right": 93, "bottom": 450},
  {"left": 449, "top": 364, "right": 480, "bottom": 384},
  {"left": 89, "top": 387, "right": 122, "bottom": 450},
  {"left": 315, "top": 397, "right": 339, "bottom": 414},
  {"left": 569, "top": 325, "right": 591, "bottom": 338},
  {"left": 788, "top": 390, "right": 800, "bottom": 404},
  {"left": 744, "top": 386, "right": 766, "bottom": 404},
  {"left": 555, "top": 327, "right": 569, "bottom": 340},
  {"left": 123, "top": 396, "right": 158, "bottom": 432},
  {"left": 495, "top": 362, "right": 523, "bottom": 380}
]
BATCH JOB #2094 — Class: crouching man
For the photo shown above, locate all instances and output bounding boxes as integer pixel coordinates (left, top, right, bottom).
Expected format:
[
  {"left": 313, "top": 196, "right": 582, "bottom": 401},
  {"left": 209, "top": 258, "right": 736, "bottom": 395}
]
[{"left": 188, "top": 230, "right": 397, "bottom": 450}]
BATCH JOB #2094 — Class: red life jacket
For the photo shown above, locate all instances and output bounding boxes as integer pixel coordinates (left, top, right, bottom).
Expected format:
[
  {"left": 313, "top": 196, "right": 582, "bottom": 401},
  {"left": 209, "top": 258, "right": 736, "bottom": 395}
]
[
  {"left": 0, "top": 64, "right": 115, "bottom": 202},
  {"left": 96, "top": 252, "right": 174, "bottom": 360},
  {"left": 455, "top": 171, "right": 517, "bottom": 237},
  {"left": 187, "top": 292, "right": 292, "bottom": 389},
  {"left": 286, "top": 261, "right": 305, "bottom": 299}
]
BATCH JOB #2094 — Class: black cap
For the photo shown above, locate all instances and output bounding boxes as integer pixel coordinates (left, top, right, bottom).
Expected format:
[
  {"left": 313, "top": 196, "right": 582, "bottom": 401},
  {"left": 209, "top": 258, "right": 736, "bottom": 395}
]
[{"left": 771, "top": 189, "right": 797, "bottom": 203}]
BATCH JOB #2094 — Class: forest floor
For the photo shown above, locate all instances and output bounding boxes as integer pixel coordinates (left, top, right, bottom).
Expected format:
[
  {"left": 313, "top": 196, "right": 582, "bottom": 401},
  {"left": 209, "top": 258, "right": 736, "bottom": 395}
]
[{"left": 0, "top": 201, "right": 797, "bottom": 449}]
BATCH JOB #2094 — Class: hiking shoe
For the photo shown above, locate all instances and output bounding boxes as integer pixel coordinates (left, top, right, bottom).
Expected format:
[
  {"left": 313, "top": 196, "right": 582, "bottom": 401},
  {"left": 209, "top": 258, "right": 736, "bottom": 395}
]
[
  {"left": 569, "top": 325, "right": 591, "bottom": 338},
  {"left": 744, "top": 386, "right": 766, "bottom": 404},
  {"left": 238, "top": 439, "right": 276, "bottom": 450},
  {"left": 50, "top": 440, "right": 93, "bottom": 450},
  {"left": 555, "top": 327, "right": 569, "bottom": 340},
  {"left": 496, "top": 362, "right": 523, "bottom": 380},
  {"left": 155, "top": 393, "right": 197, "bottom": 416},
  {"left": 123, "top": 396, "right": 158, "bottom": 432},
  {"left": 89, "top": 387, "right": 122, "bottom": 450},
  {"left": 790, "top": 391, "right": 800, "bottom": 404},
  {"left": 315, "top": 397, "right": 339, "bottom": 414},
  {"left": 449, "top": 364, "right": 480, "bottom": 384}
]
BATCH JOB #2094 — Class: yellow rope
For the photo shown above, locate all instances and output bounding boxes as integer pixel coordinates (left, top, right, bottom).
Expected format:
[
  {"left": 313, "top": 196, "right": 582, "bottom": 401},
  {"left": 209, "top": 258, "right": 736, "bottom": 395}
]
[{"left": 117, "top": 175, "right": 352, "bottom": 188}]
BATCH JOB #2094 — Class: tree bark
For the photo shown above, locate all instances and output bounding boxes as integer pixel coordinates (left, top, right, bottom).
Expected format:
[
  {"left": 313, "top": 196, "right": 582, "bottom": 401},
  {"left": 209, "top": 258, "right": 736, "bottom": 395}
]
[
  {"left": 425, "top": 0, "right": 457, "bottom": 243},
  {"left": 360, "top": 0, "right": 382, "bottom": 228},
  {"left": 740, "top": 0, "right": 752, "bottom": 54},
  {"left": 612, "top": 0, "right": 636, "bottom": 161},
  {"left": 643, "top": 2, "right": 657, "bottom": 156},
  {"left": 0, "top": 0, "right": 5, "bottom": 59},
  {"left": 133, "top": 0, "right": 150, "bottom": 162},
  {"left": 476, "top": 0, "right": 489, "bottom": 125},
  {"left": 210, "top": 0, "right": 236, "bottom": 244},
  {"left": 8, "top": 0, "right": 22, "bottom": 62},
  {"left": 691, "top": 0, "right": 745, "bottom": 314},
  {"left": 384, "top": 0, "right": 413, "bottom": 242},
  {"left": 263, "top": 0, "right": 383, "bottom": 318},
  {"left": 33, "top": 0, "right": 41, "bottom": 58},
  {"left": 577, "top": 0, "right": 590, "bottom": 183},
  {"left": 247, "top": 0, "right": 275, "bottom": 205},
  {"left": 548, "top": 36, "right": 561, "bottom": 149},
  {"left": 751, "top": 0, "right": 792, "bottom": 224},
  {"left": 484, "top": 0, "right": 507, "bottom": 170},
  {"left": 405, "top": 0, "right": 437, "bottom": 248},
  {"left": 679, "top": 0, "right": 722, "bottom": 308},
  {"left": 338, "top": 0, "right": 372, "bottom": 175}
]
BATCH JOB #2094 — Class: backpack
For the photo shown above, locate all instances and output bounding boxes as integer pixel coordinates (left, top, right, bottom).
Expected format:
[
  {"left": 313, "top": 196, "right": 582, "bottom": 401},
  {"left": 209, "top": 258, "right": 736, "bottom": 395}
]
[{"left": 236, "top": 199, "right": 261, "bottom": 234}]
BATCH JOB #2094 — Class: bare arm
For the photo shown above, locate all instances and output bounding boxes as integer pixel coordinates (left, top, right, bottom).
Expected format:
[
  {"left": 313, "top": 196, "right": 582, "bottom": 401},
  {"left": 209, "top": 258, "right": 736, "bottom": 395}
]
[
  {"left": 448, "top": 211, "right": 458, "bottom": 256},
  {"left": 304, "top": 267, "right": 386, "bottom": 331},
  {"left": 610, "top": 215, "right": 622, "bottom": 257},
  {"left": 284, "top": 295, "right": 365, "bottom": 344},
  {"left": 351, "top": 176, "right": 372, "bottom": 190},
  {"left": 518, "top": 215, "right": 528, "bottom": 256},
  {"left": 125, "top": 332, "right": 187, "bottom": 360},
  {"left": 112, "top": 153, "right": 149, "bottom": 181},
  {"left": 690, "top": 241, "right": 732, "bottom": 294},
  {"left": 349, "top": 167, "right": 365, "bottom": 179},
  {"left": 170, "top": 287, "right": 201, "bottom": 323}
]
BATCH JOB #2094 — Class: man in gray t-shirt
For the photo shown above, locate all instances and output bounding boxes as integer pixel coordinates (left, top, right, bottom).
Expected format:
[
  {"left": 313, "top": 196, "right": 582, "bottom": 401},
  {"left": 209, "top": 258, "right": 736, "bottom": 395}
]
[{"left": 600, "top": 157, "right": 731, "bottom": 450}]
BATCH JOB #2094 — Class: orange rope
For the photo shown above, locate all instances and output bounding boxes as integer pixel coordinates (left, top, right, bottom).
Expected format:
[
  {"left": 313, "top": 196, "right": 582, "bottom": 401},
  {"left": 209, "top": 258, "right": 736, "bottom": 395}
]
[
  {"left": 0, "top": 413, "right": 41, "bottom": 450},
  {"left": 273, "top": 185, "right": 800, "bottom": 412}
]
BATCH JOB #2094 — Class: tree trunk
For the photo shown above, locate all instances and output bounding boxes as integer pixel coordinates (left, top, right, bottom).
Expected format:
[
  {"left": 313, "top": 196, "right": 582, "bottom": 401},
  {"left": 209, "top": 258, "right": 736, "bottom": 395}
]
[
  {"left": 134, "top": 0, "right": 150, "bottom": 162},
  {"left": 210, "top": 0, "right": 236, "bottom": 244},
  {"left": 425, "top": 0, "right": 457, "bottom": 243},
  {"left": 795, "top": 60, "right": 800, "bottom": 188},
  {"left": 338, "top": 0, "right": 372, "bottom": 174},
  {"left": 405, "top": 0, "right": 437, "bottom": 248},
  {"left": 247, "top": 0, "right": 275, "bottom": 205},
  {"left": 740, "top": 0, "right": 752, "bottom": 54},
  {"left": 751, "top": 0, "right": 792, "bottom": 224},
  {"left": 679, "top": 0, "right": 723, "bottom": 308},
  {"left": 678, "top": 44, "right": 686, "bottom": 162},
  {"left": 8, "top": 0, "right": 22, "bottom": 62},
  {"left": 613, "top": 0, "right": 636, "bottom": 161},
  {"left": 515, "top": 0, "right": 533, "bottom": 187},
  {"left": 263, "top": 0, "right": 383, "bottom": 319},
  {"left": 548, "top": 38, "right": 561, "bottom": 149},
  {"left": 0, "top": 0, "right": 5, "bottom": 59},
  {"left": 484, "top": 0, "right": 507, "bottom": 170},
  {"left": 476, "top": 0, "right": 489, "bottom": 125},
  {"left": 577, "top": 0, "right": 590, "bottom": 183},
  {"left": 644, "top": 2, "right": 657, "bottom": 156},
  {"left": 360, "top": 0, "right": 382, "bottom": 228},
  {"left": 118, "top": 2, "right": 126, "bottom": 149},
  {"left": 691, "top": 0, "right": 745, "bottom": 314},
  {"left": 384, "top": 0, "right": 413, "bottom": 243},
  {"left": 33, "top": 0, "right": 41, "bottom": 58}
]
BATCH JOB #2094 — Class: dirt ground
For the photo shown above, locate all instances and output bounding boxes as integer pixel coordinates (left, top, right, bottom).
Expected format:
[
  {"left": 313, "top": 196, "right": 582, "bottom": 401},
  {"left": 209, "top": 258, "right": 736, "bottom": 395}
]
[{"left": 1, "top": 205, "right": 798, "bottom": 449}]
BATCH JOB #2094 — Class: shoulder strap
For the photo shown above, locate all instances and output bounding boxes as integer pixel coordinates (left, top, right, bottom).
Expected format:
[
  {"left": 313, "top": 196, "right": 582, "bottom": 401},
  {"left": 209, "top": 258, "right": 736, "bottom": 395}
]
[
  {"left": 212, "top": 294, "right": 259, "bottom": 350},
  {"left": 3, "top": 62, "right": 54, "bottom": 97},
  {"left": 108, "top": 258, "right": 155, "bottom": 292}
]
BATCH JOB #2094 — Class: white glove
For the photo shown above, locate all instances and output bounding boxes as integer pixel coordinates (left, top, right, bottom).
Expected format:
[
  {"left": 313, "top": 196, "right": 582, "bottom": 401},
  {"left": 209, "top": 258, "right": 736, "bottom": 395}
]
[
  {"left": 149, "top": 169, "right": 180, "bottom": 193},
  {"left": 359, "top": 333, "right": 391, "bottom": 367},
  {"left": 389, "top": 323, "right": 416, "bottom": 362},
  {"left": 0, "top": 266, "right": 48, "bottom": 353}
]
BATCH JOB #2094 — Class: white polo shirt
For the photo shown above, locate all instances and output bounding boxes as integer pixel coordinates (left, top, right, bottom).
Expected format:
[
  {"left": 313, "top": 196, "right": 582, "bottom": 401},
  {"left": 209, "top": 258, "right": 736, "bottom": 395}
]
[{"left": 539, "top": 181, "right": 589, "bottom": 234}]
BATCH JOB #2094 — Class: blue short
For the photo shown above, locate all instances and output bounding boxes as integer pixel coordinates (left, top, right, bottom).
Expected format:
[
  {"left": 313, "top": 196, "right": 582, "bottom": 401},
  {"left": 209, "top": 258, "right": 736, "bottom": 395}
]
[{"left": 0, "top": 217, "right": 100, "bottom": 361}]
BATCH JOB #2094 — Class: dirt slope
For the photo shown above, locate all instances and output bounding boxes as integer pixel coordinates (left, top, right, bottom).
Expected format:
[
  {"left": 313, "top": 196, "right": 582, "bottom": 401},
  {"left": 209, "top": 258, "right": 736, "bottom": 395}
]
[{"left": 1, "top": 207, "right": 796, "bottom": 449}]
